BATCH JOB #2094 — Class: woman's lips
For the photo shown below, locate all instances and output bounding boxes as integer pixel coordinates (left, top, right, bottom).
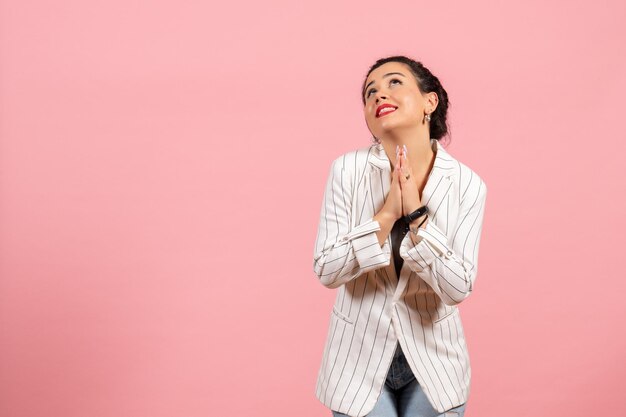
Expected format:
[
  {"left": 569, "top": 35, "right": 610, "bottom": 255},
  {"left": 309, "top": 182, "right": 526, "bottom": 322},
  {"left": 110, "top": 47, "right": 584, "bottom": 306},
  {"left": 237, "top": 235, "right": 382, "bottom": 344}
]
[{"left": 377, "top": 108, "right": 397, "bottom": 118}]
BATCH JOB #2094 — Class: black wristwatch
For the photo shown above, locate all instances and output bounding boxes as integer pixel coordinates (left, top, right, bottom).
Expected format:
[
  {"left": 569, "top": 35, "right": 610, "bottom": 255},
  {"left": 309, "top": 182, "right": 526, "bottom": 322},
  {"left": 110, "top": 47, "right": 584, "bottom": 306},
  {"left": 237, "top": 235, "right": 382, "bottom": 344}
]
[{"left": 404, "top": 205, "right": 429, "bottom": 224}]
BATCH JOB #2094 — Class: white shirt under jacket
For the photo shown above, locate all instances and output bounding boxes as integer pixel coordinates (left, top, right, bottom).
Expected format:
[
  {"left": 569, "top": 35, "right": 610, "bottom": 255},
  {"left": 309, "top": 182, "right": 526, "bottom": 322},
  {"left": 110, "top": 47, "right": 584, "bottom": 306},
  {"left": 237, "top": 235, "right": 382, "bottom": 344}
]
[{"left": 313, "top": 138, "right": 487, "bottom": 416}]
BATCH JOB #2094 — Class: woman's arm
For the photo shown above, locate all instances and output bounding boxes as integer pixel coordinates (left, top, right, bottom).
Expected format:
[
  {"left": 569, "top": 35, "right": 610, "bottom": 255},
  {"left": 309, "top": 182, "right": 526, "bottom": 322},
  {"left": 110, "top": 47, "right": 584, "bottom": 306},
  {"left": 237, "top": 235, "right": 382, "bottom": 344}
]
[
  {"left": 373, "top": 210, "right": 395, "bottom": 247},
  {"left": 313, "top": 158, "right": 393, "bottom": 289},
  {"left": 399, "top": 179, "right": 487, "bottom": 305}
]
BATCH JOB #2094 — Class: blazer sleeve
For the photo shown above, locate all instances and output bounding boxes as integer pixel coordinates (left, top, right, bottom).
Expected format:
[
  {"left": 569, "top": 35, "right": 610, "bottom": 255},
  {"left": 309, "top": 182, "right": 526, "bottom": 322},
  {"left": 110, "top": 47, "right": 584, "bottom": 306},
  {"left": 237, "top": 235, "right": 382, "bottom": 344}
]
[
  {"left": 399, "top": 178, "right": 487, "bottom": 305},
  {"left": 313, "top": 157, "right": 392, "bottom": 289}
]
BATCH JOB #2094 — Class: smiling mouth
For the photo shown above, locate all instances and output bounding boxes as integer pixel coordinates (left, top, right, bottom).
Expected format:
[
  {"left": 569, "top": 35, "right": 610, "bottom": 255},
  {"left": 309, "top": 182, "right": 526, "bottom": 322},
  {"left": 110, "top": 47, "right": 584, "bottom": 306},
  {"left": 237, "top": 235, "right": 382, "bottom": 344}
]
[{"left": 377, "top": 108, "right": 397, "bottom": 118}]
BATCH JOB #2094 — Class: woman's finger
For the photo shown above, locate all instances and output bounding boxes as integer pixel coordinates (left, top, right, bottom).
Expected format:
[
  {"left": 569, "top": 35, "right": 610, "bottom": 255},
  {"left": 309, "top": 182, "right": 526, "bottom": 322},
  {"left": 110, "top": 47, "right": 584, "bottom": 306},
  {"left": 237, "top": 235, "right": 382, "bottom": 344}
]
[
  {"left": 402, "top": 145, "right": 408, "bottom": 169},
  {"left": 399, "top": 150, "right": 409, "bottom": 183},
  {"left": 396, "top": 145, "right": 400, "bottom": 168},
  {"left": 391, "top": 148, "right": 397, "bottom": 183},
  {"left": 395, "top": 146, "right": 402, "bottom": 180}
]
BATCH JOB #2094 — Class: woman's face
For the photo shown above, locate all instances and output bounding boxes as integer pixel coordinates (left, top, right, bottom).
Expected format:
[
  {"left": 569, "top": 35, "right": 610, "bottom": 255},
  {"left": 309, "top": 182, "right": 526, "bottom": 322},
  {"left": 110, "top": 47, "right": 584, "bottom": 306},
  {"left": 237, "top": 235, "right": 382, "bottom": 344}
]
[{"left": 363, "top": 62, "right": 430, "bottom": 141}]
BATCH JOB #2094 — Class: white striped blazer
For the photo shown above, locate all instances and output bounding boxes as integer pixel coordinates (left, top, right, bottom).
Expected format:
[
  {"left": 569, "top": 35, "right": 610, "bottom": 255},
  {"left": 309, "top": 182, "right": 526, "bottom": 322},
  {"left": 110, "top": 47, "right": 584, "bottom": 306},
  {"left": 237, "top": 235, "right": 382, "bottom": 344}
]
[{"left": 313, "top": 138, "right": 487, "bottom": 416}]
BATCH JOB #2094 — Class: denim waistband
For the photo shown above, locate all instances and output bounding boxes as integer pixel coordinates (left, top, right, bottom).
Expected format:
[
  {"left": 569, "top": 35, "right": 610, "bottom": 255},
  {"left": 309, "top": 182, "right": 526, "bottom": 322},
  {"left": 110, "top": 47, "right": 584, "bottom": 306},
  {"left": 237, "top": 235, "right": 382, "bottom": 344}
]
[{"left": 386, "top": 342, "right": 415, "bottom": 390}]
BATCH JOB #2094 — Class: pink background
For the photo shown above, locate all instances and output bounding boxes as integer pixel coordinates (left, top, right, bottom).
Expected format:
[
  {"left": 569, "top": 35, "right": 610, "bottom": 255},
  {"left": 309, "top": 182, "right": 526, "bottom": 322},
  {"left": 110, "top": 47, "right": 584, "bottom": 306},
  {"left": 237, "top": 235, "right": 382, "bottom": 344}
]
[{"left": 1, "top": 1, "right": 625, "bottom": 416}]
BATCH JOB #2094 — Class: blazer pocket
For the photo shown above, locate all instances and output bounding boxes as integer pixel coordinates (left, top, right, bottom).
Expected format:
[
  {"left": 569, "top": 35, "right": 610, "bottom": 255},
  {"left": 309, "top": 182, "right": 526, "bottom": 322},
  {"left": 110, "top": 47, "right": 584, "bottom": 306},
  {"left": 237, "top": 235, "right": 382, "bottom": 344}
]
[
  {"left": 433, "top": 307, "right": 458, "bottom": 325},
  {"left": 332, "top": 306, "right": 354, "bottom": 325}
]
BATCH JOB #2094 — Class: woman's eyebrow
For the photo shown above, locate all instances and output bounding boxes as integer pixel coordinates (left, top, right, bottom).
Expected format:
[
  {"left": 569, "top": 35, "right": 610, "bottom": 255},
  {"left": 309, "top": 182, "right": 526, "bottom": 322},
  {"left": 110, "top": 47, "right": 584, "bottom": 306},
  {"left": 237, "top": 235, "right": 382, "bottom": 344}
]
[{"left": 365, "top": 72, "right": 406, "bottom": 92}]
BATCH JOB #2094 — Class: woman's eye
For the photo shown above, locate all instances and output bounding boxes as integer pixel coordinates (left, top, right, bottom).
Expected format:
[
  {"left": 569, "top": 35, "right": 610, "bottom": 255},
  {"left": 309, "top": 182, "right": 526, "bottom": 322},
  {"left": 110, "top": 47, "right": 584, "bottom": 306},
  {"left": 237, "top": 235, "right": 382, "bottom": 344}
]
[{"left": 366, "top": 79, "right": 402, "bottom": 98}]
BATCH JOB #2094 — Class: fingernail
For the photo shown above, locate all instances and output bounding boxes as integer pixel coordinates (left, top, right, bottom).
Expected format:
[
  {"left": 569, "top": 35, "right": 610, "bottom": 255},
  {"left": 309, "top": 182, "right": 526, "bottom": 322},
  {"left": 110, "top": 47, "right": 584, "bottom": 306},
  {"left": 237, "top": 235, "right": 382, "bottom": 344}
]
[{"left": 403, "top": 144, "right": 408, "bottom": 156}]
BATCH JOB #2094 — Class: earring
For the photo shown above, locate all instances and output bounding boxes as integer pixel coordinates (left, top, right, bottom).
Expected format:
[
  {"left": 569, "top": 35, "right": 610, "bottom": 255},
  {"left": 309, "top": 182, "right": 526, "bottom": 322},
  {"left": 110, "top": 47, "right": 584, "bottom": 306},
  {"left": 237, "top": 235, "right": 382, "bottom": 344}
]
[{"left": 425, "top": 113, "right": 431, "bottom": 122}]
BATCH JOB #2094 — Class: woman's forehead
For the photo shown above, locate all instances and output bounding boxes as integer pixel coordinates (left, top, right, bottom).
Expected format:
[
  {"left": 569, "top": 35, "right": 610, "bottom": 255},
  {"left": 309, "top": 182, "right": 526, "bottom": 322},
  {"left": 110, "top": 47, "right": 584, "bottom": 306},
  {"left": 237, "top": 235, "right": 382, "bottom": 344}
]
[{"left": 365, "top": 62, "right": 409, "bottom": 85}]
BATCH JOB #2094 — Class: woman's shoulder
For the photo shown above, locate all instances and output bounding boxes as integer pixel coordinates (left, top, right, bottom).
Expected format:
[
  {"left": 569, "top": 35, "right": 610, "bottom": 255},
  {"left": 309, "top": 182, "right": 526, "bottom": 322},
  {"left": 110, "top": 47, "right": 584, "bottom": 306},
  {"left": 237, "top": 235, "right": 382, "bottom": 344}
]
[
  {"left": 448, "top": 155, "right": 488, "bottom": 202},
  {"left": 438, "top": 145, "right": 487, "bottom": 199},
  {"left": 456, "top": 158, "right": 486, "bottom": 187}
]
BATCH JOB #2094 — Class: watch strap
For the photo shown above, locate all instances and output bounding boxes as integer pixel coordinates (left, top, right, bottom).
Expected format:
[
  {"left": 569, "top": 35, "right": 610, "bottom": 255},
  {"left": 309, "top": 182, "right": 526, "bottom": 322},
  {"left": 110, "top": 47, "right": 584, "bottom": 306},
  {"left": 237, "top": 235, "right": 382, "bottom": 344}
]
[{"left": 404, "top": 205, "right": 429, "bottom": 224}]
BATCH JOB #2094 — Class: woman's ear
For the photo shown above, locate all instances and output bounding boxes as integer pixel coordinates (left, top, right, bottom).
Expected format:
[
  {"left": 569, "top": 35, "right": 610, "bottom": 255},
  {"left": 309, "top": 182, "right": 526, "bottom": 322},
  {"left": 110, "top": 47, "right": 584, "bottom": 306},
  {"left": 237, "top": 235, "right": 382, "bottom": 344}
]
[{"left": 426, "top": 91, "right": 439, "bottom": 113}]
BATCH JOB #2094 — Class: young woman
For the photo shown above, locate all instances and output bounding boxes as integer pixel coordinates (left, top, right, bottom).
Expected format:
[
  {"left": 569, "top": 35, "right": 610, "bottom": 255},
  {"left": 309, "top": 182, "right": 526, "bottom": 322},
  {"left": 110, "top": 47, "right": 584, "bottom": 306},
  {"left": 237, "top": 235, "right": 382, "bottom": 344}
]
[{"left": 313, "top": 56, "right": 488, "bottom": 417}]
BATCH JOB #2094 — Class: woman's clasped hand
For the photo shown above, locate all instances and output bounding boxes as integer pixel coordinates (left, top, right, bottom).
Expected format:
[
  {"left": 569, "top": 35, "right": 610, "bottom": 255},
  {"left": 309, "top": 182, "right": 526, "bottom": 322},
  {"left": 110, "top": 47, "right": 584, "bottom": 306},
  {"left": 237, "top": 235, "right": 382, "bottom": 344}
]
[{"left": 383, "top": 145, "right": 424, "bottom": 222}]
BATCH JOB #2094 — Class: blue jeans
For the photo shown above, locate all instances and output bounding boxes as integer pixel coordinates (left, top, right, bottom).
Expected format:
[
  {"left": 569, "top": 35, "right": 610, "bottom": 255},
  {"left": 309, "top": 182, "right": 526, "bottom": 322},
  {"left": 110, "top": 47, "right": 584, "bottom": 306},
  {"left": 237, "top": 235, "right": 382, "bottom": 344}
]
[{"left": 332, "top": 343, "right": 466, "bottom": 417}]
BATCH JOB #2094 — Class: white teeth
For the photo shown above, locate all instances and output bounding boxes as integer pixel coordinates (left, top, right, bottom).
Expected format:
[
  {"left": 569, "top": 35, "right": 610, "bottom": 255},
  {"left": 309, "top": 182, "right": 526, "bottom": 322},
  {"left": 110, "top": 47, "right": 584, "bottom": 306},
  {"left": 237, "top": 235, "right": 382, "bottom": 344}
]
[{"left": 379, "top": 107, "right": 396, "bottom": 116}]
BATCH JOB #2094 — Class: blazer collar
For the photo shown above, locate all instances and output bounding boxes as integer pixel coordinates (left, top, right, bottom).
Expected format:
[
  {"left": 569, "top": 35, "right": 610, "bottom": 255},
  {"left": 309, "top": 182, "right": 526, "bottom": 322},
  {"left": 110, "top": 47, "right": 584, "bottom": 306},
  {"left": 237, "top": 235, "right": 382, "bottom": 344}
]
[{"left": 367, "top": 138, "right": 457, "bottom": 179}]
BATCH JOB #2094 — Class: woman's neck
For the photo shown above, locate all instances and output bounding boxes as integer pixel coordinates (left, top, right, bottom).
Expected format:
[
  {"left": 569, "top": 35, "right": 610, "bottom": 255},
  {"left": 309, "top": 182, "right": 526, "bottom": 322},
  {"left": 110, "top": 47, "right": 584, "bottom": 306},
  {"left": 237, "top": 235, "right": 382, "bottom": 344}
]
[{"left": 382, "top": 135, "right": 435, "bottom": 176}]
